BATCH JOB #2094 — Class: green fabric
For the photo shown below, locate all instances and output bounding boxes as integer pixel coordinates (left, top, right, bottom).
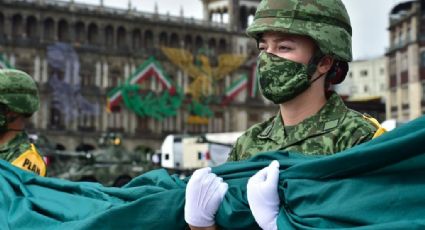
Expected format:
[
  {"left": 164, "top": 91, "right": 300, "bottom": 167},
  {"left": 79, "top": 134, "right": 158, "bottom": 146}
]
[
  {"left": 229, "top": 92, "right": 377, "bottom": 161},
  {"left": 1, "top": 116, "right": 425, "bottom": 229}
]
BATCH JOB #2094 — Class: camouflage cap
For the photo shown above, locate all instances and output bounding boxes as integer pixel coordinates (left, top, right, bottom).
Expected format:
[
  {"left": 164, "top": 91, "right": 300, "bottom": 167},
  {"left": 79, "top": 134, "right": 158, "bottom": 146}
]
[
  {"left": 0, "top": 69, "right": 39, "bottom": 114},
  {"left": 247, "top": 0, "right": 352, "bottom": 62}
]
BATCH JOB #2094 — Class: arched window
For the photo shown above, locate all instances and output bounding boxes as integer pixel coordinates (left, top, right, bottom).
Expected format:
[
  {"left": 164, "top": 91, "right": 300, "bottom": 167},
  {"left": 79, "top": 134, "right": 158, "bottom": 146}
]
[
  {"left": 184, "top": 34, "right": 192, "bottom": 51},
  {"left": 117, "top": 26, "right": 127, "bottom": 49},
  {"left": 43, "top": 18, "right": 55, "bottom": 41},
  {"left": 218, "top": 38, "right": 226, "bottom": 53},
  {"left": 248, "top": 7, "right": 256, "bottom": 26},
  {"left": 132, "top": 28, "right": 142, "bottom": 50},
  {"left": 26, "top": 16, "right": 38, "bottom": 39},
  {"left": 104, "top": 25, "right": 114, "bottom": 46},
  {"left": 58, "top": 19, "right": 70, "bottom": 42},
  {"left": 239, "top": 6, "right": 248, "bottom": 30},
  {"left": 169, "top": 33, "right": 179, "bottom": 48},
  {"left": 75, "top": 21, "right": 85, "bottom": 44},
  {"left": 195, "top": 35, "right": 203, "bottom": 52},
  {"left": 159, "top": 32, "right": 168, "bottom": 46},
  {"left": 87, "top": 23, "right": 98, "bottom": 45},
  {"left": 208, "top": 38, "right": 216, "bottom": 55},
  {"left": 144, "top": 30, "right": 153, "bottom": 48},
  {"left": 12, "top": 14, "right": 23, "bottom": 38}
]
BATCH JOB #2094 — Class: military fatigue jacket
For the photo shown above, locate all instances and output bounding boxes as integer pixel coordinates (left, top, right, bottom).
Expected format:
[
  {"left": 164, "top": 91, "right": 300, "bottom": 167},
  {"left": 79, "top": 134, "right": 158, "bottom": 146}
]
[
  {"left": 0, "top": 132, "right": 46, "bottom": 176},
  {"left": 229, "top": 93, "right": 379, "bottom": 161}
]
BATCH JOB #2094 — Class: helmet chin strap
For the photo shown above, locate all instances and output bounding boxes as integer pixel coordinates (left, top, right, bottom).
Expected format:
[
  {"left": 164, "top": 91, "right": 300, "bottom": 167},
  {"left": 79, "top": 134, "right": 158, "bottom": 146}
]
[
  {"left": 310, "top": 72, "right": 326, "bottom": 84},
  {"left": 0, "top": 114, "right": 24, "bottom": 134}
]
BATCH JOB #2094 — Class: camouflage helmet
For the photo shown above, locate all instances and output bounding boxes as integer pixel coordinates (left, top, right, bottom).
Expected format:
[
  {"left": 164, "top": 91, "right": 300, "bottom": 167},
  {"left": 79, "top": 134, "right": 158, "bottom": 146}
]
[
  {"left": 0, "top": 69, "right": 40, "bottom": 114},
  {"left": 246, "top": 0, "right": 352, "bottom": 62}
]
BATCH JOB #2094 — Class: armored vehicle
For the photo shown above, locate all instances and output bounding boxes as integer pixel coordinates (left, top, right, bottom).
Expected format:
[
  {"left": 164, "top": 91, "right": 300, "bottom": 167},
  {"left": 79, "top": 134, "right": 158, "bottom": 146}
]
[{"left": 33, "top": 133, "right": 154, "bottom": 187}]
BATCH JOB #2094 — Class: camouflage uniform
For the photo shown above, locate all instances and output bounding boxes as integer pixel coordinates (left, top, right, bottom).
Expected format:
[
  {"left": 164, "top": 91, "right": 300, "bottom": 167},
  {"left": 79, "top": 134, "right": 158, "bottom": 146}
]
[
  {"left": 0, "top": 69, "right": 46, "bottom": 176},
  {"left": 227, "top": 0, "right": 386, "bottom": 161},
  {"left": 229, "top": 93, "right": 381, "bottom": 161},
  {"left": 0, "top": 132, "right": 46, "bottom": 176}
]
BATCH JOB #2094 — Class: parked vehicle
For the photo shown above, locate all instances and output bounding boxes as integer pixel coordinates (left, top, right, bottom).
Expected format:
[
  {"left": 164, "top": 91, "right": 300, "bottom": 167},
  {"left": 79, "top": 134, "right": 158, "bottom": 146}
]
[{"left": 160, "top": 132, "right": 242, "bottom": 175}]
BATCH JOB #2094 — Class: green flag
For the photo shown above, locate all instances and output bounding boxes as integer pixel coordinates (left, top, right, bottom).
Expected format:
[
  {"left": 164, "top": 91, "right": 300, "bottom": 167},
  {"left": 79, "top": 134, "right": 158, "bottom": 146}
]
[{"left": 1, "top": 116, "right": 425, "bottom": 229}]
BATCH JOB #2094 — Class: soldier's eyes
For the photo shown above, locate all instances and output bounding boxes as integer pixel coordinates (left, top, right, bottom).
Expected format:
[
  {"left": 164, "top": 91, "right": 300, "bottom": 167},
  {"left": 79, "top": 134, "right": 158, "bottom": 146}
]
[
  {"left": 258, "top": 44, "right": 267, "bottom": 51},
  {"left": 278, "top": 46, "right": 292, "bottom": 51}
]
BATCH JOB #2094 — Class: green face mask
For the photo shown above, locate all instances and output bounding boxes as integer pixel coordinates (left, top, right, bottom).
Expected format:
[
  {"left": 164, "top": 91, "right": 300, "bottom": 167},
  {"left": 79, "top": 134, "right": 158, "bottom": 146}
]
[{"left": 257, "top": 52, "right": 318, "bottom": 104}]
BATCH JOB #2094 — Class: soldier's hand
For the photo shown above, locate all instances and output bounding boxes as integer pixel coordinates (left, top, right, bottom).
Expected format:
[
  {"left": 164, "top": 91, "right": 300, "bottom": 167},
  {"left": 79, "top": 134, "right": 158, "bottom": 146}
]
[
  {"left": 185, "top": 167, "right": 228, "bottom": 228},
  {"left": 247, "top": 160, "right": 280, "bottom": 230}
]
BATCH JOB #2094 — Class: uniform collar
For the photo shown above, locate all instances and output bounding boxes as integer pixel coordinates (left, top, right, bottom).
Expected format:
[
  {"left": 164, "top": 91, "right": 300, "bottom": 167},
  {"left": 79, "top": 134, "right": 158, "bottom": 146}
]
[
  {"left": 0, "top": 132, "right": 27, "bottom": 152},
  {"left": 258, "top": 93, "right": 348, "bottom": 146}
]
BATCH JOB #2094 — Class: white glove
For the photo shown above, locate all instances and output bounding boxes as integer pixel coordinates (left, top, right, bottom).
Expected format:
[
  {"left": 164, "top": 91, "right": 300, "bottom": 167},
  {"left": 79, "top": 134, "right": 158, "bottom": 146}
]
[
  {"left": 185, "top": 167, "right": 228, "bottom": 227},
  {"left": 247, "top": 160, "right": 280, "bottom": 230}
]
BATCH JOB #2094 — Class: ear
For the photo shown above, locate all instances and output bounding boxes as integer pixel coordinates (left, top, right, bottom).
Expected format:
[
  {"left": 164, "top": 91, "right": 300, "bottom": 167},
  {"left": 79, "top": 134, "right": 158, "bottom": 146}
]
[{"left": 317, "top": 56, "right": 334, "bottom": 75}]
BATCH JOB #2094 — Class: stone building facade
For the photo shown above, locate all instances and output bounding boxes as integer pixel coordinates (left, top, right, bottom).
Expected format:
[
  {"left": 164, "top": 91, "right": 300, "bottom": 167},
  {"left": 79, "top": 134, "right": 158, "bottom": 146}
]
[
  {"left": 335, "top": 56, "right": 388, "bottom": 101},
  {"left": 0, "top": 0, "right": 277, "bottom": 151},
  {"left": 386, "top": 0, "right": 425, "bottom": 122}
]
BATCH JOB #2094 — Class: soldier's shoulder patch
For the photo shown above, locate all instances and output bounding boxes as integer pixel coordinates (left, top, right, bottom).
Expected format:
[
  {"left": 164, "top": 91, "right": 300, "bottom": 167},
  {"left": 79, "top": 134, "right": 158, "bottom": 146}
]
[
  {"left": 362, "top": 114, "right": 386, "bottom": 139},
  {"left": 11, "top": 144, "right": 46, "bottom": 176},
  {"left": 323, "top": 119, "right": 340, "bottom": 131},
  {"left": 258, "top": 124, "right": 273, "bottom": 138}
]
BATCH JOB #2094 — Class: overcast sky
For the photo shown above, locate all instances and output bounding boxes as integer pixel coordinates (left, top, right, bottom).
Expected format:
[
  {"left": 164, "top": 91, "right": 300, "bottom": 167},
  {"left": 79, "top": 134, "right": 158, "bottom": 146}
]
[{"left": 71, "top": 0, "right": 410, "bottom": 61}]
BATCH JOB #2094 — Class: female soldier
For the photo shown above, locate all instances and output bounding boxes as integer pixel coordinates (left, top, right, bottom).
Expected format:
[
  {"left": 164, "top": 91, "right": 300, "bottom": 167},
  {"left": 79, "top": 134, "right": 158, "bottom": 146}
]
[{"left": 185, "top": 0, "right": 385, "bottom": 229}]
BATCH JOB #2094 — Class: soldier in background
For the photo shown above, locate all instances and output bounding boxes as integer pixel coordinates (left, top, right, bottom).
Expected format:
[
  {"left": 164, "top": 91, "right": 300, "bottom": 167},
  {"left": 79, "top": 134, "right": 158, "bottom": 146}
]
[
  {"left": 0, "top": 69, "right": 46, "bottom": 176},
  {"left": 184, "top": 0, "right": 386, "bottom": 229}
]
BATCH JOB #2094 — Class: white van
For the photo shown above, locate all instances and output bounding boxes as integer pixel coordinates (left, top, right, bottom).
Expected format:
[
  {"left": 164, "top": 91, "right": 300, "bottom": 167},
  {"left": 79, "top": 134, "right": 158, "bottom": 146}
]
[{"left": 160, "top": 132, "right": 243, "bottom": 170}]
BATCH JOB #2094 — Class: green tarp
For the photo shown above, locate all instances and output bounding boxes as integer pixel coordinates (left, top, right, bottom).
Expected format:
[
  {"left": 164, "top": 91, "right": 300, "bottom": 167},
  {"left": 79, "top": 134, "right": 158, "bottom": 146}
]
[{"left": 1, "top": 115, "right": 425, "bottom": 229}]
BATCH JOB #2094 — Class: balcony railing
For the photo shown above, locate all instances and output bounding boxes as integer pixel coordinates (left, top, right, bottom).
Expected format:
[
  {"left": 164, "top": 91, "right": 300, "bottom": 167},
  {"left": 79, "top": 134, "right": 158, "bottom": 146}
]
[
  {"left": 386, "top": 36, "right": 414, "bottom": 54},
  {"left": 6, "top": 0, "right": 228, "bottom": 30}
]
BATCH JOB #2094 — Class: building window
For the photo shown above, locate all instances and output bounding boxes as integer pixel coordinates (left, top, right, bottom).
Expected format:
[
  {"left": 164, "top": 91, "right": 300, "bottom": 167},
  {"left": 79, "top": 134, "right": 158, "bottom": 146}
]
[
  {"left": 421, "top": 51, "right": 425, "bottom": 67},
  {"left": 351, "top": 86, "right": 358, "bottom": 94},
  {"left": 158, "top": 32, "right": 168, "bottom": 46},
  {"left": 211, "top": 111, "right": 224, "bottom": 133},
  {"left": 50, "top": 107, "right": 64, "bottom": 129},
  {"left": 117, "top": 26, "right": 127, "bottom": 49},
  {"left": 107, "top": 112, "right": 123, "bottom": 130},
  {"left": 144, "top": 30, "right": 153, "bottom": 48},
  {"left": 380, "top": 68, "right": 385, "bottom": 75},
  {"left": 75, "top": 21, "right": 85, "bottom": 44},
  {"left": 88, "top": 23, "right": 99, "bottom": 45},
  {"left": 12, "top": 14, "right": 23, "bottom": 38},
  {"left": 136, "top": 116, "right": 150, "bottom": 133},
  {"left": 81, "top": 71, "right": 95, "bottom": 87},
  {"left": 348, "top": 72, "right": 353, "bottom": 78},
  {"left": 360, "top": 70, "right": 368, "bottom": 77},
  {"left": 78, "top": 114, "right": 95, "bottom": 131},
  {"left": 170, "top": 33, "right": 179, "bottom": 48},
  {"left": 132, "top": 29, "right": 142, "bottom": 50},
  {"left": 26, "top": 16, "right": 38, "bottom": 39},
  {"left": 105, "top": 25, "right": 114, "bottom": 47},
  {"left": 58, "top": 20, "right": 70, "bottom": 42},
  {"left": 364, "top": 85, "right": 369, "bottom": 93}
]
